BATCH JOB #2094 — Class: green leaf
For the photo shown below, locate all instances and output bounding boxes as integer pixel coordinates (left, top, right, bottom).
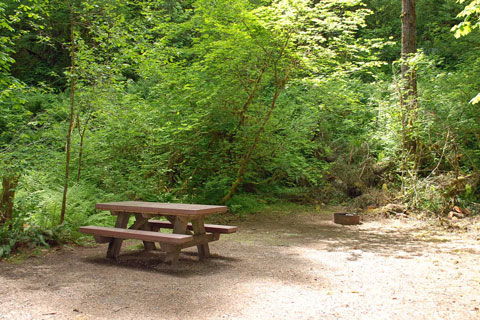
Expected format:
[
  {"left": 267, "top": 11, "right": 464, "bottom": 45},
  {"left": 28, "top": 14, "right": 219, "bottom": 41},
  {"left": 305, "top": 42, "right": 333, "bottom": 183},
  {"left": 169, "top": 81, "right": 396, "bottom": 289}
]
[{"left": 470, "top": 92, "right": 480, "bottom": 104}]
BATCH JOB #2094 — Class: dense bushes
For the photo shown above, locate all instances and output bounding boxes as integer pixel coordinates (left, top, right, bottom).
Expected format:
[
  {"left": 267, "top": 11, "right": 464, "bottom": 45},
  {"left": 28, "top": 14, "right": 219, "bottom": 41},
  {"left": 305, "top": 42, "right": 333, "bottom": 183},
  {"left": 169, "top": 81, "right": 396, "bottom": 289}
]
[{"left": 1, "top": 0, "right": 480, "bottom": 257}]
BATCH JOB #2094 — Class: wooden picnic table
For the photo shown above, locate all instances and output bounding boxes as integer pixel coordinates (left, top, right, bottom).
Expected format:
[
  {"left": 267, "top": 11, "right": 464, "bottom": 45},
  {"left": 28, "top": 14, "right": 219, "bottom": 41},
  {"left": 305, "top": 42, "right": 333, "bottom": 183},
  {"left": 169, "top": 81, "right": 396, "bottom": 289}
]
[{"left": 79, "top": 201, "right": 237, "bottom": 265}]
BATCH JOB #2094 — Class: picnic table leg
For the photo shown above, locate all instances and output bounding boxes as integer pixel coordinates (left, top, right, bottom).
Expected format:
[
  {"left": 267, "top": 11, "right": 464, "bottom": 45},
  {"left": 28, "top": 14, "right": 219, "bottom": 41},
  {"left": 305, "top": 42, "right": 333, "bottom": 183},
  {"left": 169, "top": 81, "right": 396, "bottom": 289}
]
[
  {"left": 163, "top": 216, "right": 188, "bottom": 265},
  {"left": 106, "top": 212, "right": 130, "bottom": 259},
  {"left": 191, "top": 218, "right": 210, "bottom": 260},
  {"left": 164, "top": 215, "right": 193, "bottom": 234},
  {"left": 133, "top": 214, "right": 156, "bottom": 251}
]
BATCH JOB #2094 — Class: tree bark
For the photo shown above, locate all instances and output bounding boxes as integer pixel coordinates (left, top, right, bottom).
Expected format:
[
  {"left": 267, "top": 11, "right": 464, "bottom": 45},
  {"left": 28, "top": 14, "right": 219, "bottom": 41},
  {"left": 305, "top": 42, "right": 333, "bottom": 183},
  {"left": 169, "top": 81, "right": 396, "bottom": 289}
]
[
  {"left": 401, "top": 0, "right": 417, "bottom": 77},
  {"left": 60, "top": 4, "right": 76, "bottom": 224},
  {"left": 237, "top": 61, "right": 269, "bottom": 128},
  {"left": 401, "top": 0, "right": 419, "bottom": 168},
  {"left": 76, "top": 112, "right": 91, "bottom": 183},
  {"left": 220, "top": 65, "right": 293, "bottom": 205},
  {"left": 0, "top": 176, "right": 18, "bottom": 224}
]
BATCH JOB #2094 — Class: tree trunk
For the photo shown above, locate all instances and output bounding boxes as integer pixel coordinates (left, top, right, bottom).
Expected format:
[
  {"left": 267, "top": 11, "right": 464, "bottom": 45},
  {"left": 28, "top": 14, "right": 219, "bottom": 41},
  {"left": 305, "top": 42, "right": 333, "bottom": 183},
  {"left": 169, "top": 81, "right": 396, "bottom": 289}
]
[
  {"left": 401, "top": 0, "right": 417, "bottom": 77},
  {"left": 60, "top": 4, "right": 76, "bottom": 225},
  {"left": 76, "top": 124, "right": 85, "bottom": 183},
  {"left": 220, "top": 65, "right": 293, "bottom": 205},
  {"left": 76, "top": 113, "right": 91, "bottom": 183},
  {"left": 237, "top": 61, "right": 269, "bottom": 128},
  {"left": 220, "top": 90, "right": 281, "bottom": 205},
  {"left": 401, "top": 0, "right": 418, "bottom": 164},
  {"left": 0, "top": 176, "right": 19, "bottom": 224}
]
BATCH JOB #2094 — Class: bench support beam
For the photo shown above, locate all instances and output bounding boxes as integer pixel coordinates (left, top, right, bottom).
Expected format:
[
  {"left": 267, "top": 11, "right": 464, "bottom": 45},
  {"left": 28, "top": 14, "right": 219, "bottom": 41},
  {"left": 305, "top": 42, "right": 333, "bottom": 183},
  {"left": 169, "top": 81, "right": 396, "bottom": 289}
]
[
  {"left": 107, "top": 212, "right": 129, "bottom": 259},
  {"left": 192, "top": 219, "right": 210, "bottom": 259},
  {"left": 135, "top": 213, "right": 156, "bottom": 251},
  {"left": 94, "top": 235, "right": 112, "bottom": 243},
  {"left": 164, "top": 216, "right": 189, "bottom": 264}
]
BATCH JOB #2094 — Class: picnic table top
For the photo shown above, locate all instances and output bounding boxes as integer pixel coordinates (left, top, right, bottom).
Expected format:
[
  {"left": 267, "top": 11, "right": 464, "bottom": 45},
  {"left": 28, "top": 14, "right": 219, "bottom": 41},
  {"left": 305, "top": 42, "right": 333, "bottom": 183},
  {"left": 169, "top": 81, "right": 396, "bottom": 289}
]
[{"left": 95, "top": 201, "right": 227, "bottom": 216}]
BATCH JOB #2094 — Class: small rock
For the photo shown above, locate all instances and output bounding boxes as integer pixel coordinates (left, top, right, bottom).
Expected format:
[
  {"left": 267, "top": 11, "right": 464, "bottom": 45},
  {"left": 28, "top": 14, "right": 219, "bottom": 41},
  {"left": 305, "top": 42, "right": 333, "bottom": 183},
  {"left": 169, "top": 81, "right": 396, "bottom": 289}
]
[
  {"left": 448, "top": 211, "right": 464, "bottom": 219},
  {"left": 381, "top": 203, "right": 407, "bottom": 217}
]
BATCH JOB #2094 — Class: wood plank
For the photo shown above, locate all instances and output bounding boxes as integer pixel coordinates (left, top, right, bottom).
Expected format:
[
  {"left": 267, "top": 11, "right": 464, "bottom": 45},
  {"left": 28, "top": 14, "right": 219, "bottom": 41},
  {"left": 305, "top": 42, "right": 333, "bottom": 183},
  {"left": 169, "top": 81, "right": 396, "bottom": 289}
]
[
  {"left": 158, "top": 234, "right": 216, "bottom": 264},
  {"left": 176, "top": 233, "right": 216, "bottom": 250},
  {"left": 129, "top": 216, "right": 148, "bottom": 230},
  {"left": 95, "top": 201, "right": 227, "bottom": 216},
  {"left": 159, "top": 243, "right": 177, "bottom": 265},
  {"left": 106, "top": 212, "right": 130, "bottom": 259},
  {"left": 79, "top": 226, "right": 193, "bottom": 245},
  {"left": 148, "top": 220, "right": 238, "bottom": 234},
  {"left": 191, "top": 219, "right": 210, "bottom": 259},
  {"left": 164, "top": 217, "right": 189, "bottom": 265},
  {"left": 163, "top": 215, "right": 192, "bottom": 235},
  {"left": 134, "top": 213, "right": 156, "bottom": 251},
  {"left": 93, "top": 235, "right": 111, "bottom": 243},
  {"left": 173, "top": 216, "right": 188, "bottom": 234}
]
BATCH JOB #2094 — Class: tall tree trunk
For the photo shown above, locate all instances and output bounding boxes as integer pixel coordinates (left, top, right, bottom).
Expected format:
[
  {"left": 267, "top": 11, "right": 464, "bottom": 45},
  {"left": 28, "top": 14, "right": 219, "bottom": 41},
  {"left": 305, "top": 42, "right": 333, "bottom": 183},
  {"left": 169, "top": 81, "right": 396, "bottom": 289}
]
[
  {"left": 76, "top": 122, "right": 85, "bottom": 183},
  {"left": 237, "top": 61, "right": 269, "bottom": 128},
  {"left": 76, "top": 113, "right": 91, "bottom": 183},
  {"left": 60, "top": 4, "right": 76, "bottom": 224},
  {"left": 401, "top": 0, "right": 417, "bottom": 77},
  {"left": 401, "top": 0, "right": 418, "bottom": 165},
  {"left": 220, "top": 35, "right": 293, "bottom": 204},
  {"left": 220, "top": 65, "right": 293, "bottom": 205},
  {"left": 0, "top": 175, "right": 18, "bottom": 224}
]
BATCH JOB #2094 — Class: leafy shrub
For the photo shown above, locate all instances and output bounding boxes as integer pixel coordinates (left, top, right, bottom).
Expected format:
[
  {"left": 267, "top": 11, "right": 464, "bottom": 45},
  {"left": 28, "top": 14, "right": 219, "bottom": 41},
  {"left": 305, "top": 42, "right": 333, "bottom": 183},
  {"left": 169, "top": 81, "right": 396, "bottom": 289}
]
[
  {"left": 226, "top": 194, "right": 268, "bottom": 215},
  {"left": 0, "top": 221, "right": 64, "bottom": 259}
]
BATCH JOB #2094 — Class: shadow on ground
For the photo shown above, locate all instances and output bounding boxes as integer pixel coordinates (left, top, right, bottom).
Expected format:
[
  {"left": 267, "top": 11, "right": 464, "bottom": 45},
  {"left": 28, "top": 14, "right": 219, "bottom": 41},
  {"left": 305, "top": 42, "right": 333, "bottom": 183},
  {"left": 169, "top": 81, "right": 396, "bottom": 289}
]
[
  {"left": 1, "top": 209, "right": 478, "bottom": 320},
  {"left": 84, "top": 249, "right": 241, "bottom": 277},
  {"left": 235, "top": 211, "right": 452, "bottom": 259}
]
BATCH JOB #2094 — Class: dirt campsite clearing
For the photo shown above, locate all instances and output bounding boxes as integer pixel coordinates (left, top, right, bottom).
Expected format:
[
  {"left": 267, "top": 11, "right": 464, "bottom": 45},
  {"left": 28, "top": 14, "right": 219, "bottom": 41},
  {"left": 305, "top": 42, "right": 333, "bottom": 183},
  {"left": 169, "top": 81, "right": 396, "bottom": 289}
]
[{"left": 1, "top": 207, "right": 479, "bottom": 320}]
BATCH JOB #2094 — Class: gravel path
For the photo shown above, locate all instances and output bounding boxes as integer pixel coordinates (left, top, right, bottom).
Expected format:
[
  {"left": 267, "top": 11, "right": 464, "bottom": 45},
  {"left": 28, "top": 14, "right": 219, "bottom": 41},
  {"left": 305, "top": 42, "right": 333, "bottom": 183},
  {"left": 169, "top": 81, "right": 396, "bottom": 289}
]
[{"left": 1, "top": 209, "right": 479, "bottom": 319}]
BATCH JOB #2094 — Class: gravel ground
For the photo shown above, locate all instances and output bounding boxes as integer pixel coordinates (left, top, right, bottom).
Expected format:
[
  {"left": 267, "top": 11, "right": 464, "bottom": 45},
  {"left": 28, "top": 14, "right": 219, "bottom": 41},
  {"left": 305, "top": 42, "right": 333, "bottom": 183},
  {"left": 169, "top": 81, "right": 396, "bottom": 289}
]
[{"left": 1, "top": 208, "right": 479, "bottom": 320}]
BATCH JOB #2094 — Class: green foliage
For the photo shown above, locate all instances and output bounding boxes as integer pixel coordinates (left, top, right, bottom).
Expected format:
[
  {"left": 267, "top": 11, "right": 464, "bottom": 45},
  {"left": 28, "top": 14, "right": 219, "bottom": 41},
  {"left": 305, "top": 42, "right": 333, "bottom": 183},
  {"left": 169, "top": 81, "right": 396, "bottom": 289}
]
[
  {"left": 4, "top": 0, "right": 383, "bottom": 228},
  {"left": 369, "top": 44, "right": 480, "bottom": 213},
  {"left": 14, "top": 171, "right": 115, "bottom": 229},
  {"left": 452, "top": 0, "right": 480, "bottom": 37},
  {"left": 0, "top": 220, "right": 62, "bottom": 259},
  {"left": 3, "top": 0, "right": 480, "bottom": 255},
  {"left": 452, "top": 0, "right": 480, "bottom": 105},
  {"left": 363, "top": 0, "right": 478, "bottom": 68},
  {"left": 226, "top": 194, "right": 268, "bottom": 216}
]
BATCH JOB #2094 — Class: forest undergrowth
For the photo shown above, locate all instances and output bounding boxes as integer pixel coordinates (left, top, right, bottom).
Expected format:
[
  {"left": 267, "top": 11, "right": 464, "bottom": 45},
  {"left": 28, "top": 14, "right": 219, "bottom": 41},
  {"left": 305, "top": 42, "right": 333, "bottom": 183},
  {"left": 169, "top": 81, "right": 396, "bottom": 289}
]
[{"left": 1, "top": 0, "right": 480, "bottom": 258}]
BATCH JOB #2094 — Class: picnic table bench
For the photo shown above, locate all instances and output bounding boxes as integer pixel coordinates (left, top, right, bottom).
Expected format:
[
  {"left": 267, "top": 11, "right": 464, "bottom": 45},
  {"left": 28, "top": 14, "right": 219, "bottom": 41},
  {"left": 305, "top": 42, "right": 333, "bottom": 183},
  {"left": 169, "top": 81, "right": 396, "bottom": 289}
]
[{"left": 79, "top": 201, "right": 237, "bottom": 265}]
